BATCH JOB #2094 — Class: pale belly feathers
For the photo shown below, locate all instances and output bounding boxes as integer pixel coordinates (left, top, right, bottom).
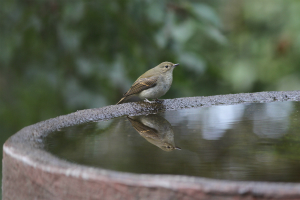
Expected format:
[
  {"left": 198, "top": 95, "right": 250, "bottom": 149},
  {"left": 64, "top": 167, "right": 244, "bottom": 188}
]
[{"left": 138, "top": 74, "right": 173, "bottom": 99}]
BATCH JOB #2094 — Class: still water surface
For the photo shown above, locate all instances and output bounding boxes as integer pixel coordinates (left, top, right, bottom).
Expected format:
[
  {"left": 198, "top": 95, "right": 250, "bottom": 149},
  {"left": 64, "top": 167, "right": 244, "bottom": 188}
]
[{"left": 45, "top": 101, "right": 300, "bottom": 182}]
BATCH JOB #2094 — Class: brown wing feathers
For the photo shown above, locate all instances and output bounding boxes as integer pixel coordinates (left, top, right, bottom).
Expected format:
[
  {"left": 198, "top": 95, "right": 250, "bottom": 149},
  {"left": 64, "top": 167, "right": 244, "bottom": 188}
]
[
  {"left": 127, "top": 117, "right": 159, "bottom": 138},
  {"left": 116, "top": 77, "right": 157, "bottom": 104},
  {"left": 124, "top": 77, "right": 157, "bottom": 96}
]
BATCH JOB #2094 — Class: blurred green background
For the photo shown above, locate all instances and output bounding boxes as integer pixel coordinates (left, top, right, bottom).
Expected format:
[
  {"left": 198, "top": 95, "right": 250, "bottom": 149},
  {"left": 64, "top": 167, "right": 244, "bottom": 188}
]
[{"left": 1, "top": 0, "right": 300, "bottom": 196}]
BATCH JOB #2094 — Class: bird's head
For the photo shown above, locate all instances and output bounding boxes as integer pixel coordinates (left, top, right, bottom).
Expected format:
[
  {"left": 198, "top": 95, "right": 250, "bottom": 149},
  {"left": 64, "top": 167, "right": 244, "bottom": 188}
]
[
  {"left": 156, "top": 61, "right": 179, "bottom": 73},
  {"left": 160, "top": 143, "right": 182, "bottom": 152}
]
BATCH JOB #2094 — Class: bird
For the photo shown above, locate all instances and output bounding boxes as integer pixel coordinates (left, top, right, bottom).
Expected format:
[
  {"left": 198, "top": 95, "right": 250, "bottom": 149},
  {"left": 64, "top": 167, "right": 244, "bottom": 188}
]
[
  {"left": 127, "top": 114, "right": 181, "bottom": 151},
  {"left": 116, "top": 61, "right": 179, "bottom": 104}
]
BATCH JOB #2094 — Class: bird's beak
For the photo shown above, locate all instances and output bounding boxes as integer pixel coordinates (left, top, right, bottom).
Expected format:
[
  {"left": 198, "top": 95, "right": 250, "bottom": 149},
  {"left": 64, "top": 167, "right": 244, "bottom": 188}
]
[
  {"left": 173, "top": 63, "right": 179, "bottom": 67},
  {"left": 175, "top": 146, "right": 181, "bottom": 150}
]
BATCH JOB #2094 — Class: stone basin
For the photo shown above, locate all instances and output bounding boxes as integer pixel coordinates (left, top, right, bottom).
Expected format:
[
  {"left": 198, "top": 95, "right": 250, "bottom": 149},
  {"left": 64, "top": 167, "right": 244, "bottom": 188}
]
[{"left": 3, "top": 91, "right": 300, "bottom": 200}]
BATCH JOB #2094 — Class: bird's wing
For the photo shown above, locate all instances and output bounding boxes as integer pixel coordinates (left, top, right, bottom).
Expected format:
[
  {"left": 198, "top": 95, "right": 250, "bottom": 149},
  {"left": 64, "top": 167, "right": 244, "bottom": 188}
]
[
  {"left": 123, "top": 76, "right": 158, "bottom": 97},
  {"left": 127, "top": 117, "right": 158, "bottom": 138}
]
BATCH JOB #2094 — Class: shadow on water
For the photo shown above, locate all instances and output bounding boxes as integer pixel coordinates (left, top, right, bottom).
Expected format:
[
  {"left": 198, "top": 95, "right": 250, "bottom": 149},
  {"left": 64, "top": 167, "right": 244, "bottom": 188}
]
[{"left": 44, "top": 101, "right": 300, "bottom": 182}]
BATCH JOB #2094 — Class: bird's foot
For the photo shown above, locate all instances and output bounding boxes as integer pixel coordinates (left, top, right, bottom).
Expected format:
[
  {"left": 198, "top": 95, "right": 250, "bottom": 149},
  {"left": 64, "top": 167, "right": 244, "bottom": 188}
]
[
  {"left": 144, "top": 98, "right": 163, "bottom": 103},
  {"left": 154, "top": 98, "right": 163, "bottom": 103},
  {"left": 144, "top": 98, "right": 154, "bottom": 103}
]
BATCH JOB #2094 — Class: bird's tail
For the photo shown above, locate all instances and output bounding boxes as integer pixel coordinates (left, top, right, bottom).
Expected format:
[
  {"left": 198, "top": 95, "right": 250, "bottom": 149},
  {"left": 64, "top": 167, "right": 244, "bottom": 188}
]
[{"left": 116, "top": 96, "right": 127, "bottom": 104}]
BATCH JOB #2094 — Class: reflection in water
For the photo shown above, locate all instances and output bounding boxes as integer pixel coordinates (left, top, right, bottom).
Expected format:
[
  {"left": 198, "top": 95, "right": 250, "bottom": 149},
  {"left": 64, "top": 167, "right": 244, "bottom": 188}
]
[
  {"left": 200, "top": 104, "right": 245, "bottom": 140},
  {"left": 169, "top": 101, "right": 294, "bottom": 140},
  {"left": 128, "top": 115, "right": 181, "bottom": 151},
  {"left": 251, "top": 101, "right": 294, "bottom": 138},
  {"left": 45, "top": 101, "right": 300, "bottom": 182}
]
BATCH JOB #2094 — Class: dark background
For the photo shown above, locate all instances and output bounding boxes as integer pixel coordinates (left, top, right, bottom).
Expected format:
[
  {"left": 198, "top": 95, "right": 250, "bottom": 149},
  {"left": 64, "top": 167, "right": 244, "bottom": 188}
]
[{"left": 1, "top": 0, "right": 300, "bottom": 197}]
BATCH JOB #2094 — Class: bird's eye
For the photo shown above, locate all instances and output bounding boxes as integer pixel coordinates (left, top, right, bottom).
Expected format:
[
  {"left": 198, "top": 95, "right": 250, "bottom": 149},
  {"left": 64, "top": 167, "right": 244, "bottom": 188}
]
[{"left": 165, "top": 65, "right": 168, "bottom": 68}]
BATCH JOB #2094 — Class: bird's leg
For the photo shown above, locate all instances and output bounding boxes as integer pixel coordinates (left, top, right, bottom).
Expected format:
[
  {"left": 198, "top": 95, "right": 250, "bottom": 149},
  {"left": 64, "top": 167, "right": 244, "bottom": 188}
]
[
  {"left": 144, "top": 98, "right": 163, "bottom": 103},
  {"left": 155, "top": 98, "right": 163, "bottom": 103},
  {"left": 144, "top": 98, "right": 153, "bottom": 103}
]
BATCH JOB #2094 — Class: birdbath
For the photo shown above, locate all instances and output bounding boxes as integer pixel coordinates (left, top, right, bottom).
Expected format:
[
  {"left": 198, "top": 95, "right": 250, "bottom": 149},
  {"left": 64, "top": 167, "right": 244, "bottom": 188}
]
[{"left": 3, "top": 91, "right": 300, "bottom": 200}]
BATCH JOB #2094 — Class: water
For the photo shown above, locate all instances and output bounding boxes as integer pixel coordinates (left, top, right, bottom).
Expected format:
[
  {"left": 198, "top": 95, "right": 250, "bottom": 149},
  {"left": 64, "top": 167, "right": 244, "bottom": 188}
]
[{"left": 44, "top": 101, "right": 300, "bottom": 182}]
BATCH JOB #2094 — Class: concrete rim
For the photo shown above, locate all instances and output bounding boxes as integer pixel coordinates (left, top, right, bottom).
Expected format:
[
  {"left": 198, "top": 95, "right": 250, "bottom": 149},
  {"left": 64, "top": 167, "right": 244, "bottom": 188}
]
[{"left": 4, "top": 91, "right": 300, "bottom": 198}]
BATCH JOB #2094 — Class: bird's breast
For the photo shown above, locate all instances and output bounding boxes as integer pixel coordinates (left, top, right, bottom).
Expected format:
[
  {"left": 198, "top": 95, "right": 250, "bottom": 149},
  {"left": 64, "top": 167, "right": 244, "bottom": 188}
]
[{"left": 138, "top": 74, "right": 173, "bottom": 99}]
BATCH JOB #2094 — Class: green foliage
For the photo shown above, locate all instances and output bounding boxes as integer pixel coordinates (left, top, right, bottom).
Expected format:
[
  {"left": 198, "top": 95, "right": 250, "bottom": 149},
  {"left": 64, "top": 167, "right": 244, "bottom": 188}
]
[{"left": 0, "top": 0, "right": 223, "bottom": 133}]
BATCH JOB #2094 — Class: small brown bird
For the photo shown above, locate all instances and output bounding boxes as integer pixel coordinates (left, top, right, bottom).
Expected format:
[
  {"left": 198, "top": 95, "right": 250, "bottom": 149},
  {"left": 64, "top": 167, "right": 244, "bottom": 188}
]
[{"left": 117, "top": 61, "right": 179, "bottom": 104}]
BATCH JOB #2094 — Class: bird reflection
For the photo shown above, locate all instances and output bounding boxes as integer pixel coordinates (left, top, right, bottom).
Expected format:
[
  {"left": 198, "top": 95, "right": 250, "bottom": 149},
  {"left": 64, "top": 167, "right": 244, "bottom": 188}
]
[{"left": 127, "top": 114, "right": 181, "bottom": 152}]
